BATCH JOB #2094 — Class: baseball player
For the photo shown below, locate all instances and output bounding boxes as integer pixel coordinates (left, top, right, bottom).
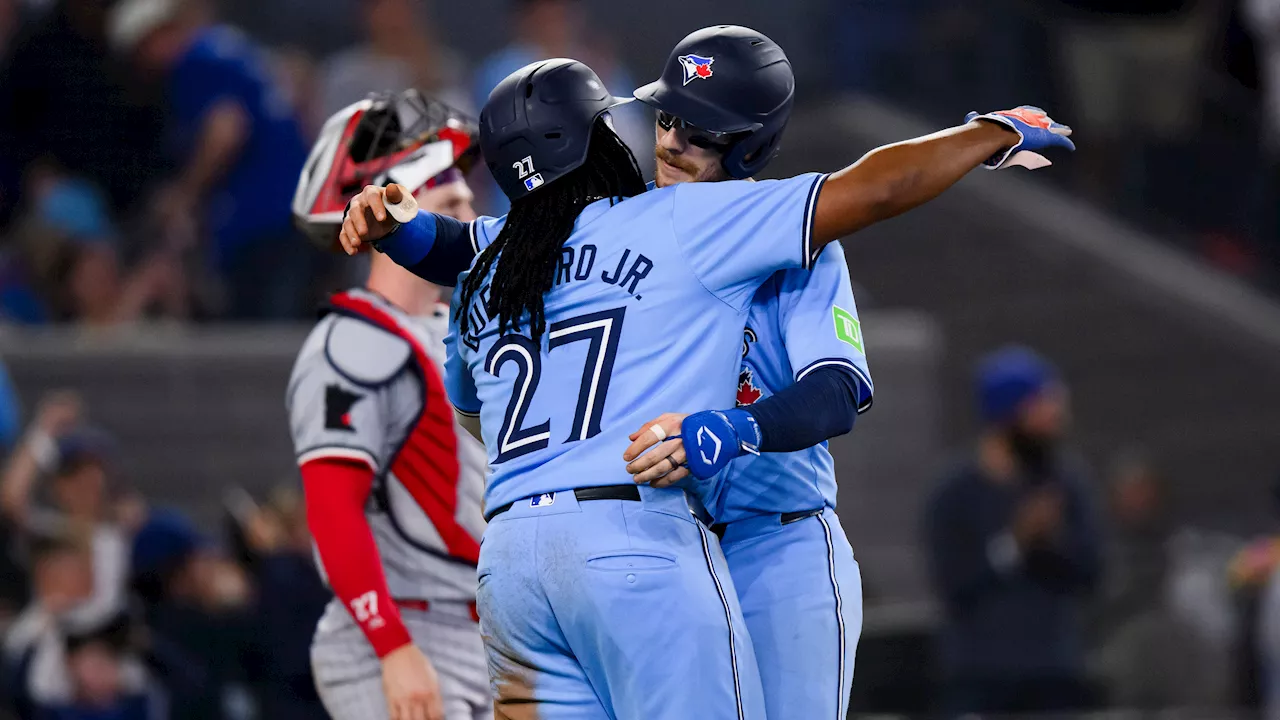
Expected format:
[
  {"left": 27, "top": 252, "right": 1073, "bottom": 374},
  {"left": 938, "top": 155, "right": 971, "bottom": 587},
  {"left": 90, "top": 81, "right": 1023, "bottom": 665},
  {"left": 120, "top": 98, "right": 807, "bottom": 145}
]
[
  {"left": 338, "top": 58, "right": 1073, "bottom": 719},
  {"left": 287, "top": 90, "right": 489, "bottom": 720},
  {"left": 620, "top": 27, "right": 871, "bottom": 720}
]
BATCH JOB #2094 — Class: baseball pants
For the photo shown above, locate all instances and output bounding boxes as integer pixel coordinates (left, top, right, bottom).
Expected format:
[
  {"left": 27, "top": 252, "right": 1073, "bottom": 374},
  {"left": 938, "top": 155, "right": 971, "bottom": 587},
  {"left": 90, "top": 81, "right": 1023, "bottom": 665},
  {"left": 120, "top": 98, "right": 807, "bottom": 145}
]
[
  {"left": 311, "top": 599, "right": 490, "bottom": 720},
  {"left": 720, "top": 506, "right": 863, "bottom": 720},
  {"left": 476, "top": 485, "right": 766, "bottom": 720}
]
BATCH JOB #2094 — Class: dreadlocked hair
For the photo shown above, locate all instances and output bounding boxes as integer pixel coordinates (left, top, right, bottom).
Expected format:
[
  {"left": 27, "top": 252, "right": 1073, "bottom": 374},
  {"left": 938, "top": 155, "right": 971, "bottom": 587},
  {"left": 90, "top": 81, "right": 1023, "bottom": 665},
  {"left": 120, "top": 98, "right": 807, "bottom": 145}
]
[{"left": 459, "top": 119, "right": 646, "bottom": 343}]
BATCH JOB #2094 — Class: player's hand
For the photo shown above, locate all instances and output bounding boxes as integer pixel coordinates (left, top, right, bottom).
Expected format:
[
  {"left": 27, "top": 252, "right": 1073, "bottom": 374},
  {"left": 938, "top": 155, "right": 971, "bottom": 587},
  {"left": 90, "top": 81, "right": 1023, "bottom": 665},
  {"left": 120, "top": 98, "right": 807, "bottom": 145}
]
[
  {"left": 624, "top": 413, "right": 690, "bottom": 488},
  {"left": 33, "top": 390, "right": 82, "bottom": 438},
  {"left": 1012, "top": 487, "right": 1064, "bottom": 547},
  {"left": 203, "top": 559, "right": 253, "bottom": 609},
  {"left": 381, "top": 644, "right": 445, "bottom": 720},
  {"left": 680, "top": 409, "right": 762, "bottom": 481},
  {"left": 965, "top": 106, "right": 1074, "bottom": 170},
  {"left": 244, "top": 508, "right": 285, "bottom": 552},
  {"left": 338, "top": 183, "right": 411, "bottom": 256}
]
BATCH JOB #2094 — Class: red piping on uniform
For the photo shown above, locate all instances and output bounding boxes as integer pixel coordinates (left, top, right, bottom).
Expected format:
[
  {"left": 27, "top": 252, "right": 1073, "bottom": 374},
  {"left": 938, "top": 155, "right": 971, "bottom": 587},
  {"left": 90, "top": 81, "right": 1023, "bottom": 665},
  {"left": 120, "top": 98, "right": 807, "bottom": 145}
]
[{"left": 329, "top": 293, "right": 480, "bottom": 566}]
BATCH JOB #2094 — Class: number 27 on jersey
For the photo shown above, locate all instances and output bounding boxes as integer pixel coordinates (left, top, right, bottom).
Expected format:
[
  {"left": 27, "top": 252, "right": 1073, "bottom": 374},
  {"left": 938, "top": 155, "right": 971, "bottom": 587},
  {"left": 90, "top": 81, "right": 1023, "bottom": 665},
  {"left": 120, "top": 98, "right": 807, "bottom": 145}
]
[{"left": 486, "top": 307, "right": 626, "bottom": 464}]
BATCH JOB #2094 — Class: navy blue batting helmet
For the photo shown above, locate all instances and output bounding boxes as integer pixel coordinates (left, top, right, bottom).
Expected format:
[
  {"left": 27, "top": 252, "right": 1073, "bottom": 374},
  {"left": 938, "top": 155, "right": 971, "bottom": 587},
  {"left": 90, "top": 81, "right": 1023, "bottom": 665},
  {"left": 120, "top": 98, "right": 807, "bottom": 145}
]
[
  {"left": 479, "top": 58, "right": 632, "bottom": 202},
  {"left": 634, "top": 25, "right": 794, "bottom": 179}
]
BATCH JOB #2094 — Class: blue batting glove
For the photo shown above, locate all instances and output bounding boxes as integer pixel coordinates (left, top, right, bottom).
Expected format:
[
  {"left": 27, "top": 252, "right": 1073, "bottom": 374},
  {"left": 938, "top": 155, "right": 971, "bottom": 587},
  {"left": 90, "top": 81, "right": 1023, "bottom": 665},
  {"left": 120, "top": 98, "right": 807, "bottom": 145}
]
[
  {"left": 965, "top": 106, "right": 1075, "bottom": 170},
  {"left": 681, "top": 408, "right": 762, "bottom": 480}
]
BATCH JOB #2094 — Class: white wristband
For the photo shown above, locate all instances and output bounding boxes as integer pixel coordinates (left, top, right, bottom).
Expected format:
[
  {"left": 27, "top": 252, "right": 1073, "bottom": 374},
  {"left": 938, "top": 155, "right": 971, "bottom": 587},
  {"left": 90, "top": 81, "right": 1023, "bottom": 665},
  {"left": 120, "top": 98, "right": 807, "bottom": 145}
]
[{"left": 25, "top": 430, "right": 58, "bottom": 472}]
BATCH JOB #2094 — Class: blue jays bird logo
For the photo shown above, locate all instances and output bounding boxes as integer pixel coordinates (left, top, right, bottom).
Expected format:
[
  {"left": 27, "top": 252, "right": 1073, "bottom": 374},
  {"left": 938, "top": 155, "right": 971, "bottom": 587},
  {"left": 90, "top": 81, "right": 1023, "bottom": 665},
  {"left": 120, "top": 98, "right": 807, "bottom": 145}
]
[{"left": 678, "top": 54, "right": 715, "bottom": 86}]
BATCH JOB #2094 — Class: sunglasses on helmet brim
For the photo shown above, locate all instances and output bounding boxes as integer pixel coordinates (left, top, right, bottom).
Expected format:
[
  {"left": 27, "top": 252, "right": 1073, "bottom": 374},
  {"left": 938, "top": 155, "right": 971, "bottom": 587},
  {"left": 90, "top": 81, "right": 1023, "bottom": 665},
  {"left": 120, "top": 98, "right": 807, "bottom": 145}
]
[{"left": 656, "top": 111, "right": 740, "bottom": 151}]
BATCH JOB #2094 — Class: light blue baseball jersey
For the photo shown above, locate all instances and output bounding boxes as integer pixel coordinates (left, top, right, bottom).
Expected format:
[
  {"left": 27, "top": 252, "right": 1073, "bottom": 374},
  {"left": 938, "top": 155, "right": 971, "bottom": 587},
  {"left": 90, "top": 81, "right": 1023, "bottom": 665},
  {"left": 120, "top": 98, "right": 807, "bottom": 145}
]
[
  {"left": 444, "top": 173, "right": 827, "bottom": 514},
  {"left": 704, "top": 242, "right": 874, "bottom": 524}
]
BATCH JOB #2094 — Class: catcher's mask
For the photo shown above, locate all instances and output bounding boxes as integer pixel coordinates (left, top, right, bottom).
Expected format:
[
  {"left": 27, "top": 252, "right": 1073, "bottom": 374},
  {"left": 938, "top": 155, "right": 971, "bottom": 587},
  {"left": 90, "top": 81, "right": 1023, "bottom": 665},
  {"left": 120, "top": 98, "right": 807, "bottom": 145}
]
[{"left": 292, "top": 89, "right": 480, "bottom": 249}]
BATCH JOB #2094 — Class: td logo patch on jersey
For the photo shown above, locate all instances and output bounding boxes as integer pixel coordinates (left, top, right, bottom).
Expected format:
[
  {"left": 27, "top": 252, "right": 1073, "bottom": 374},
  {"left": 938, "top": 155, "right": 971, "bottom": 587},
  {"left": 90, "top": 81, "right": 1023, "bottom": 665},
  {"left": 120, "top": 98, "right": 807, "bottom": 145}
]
[
  {"left": 833, "top": 306, "right": 864, "bottom": 353},
  {"left": 324, "top": 385, "right": 363, "bottom": 432},
  {"left": 678, "top": 54, "right": 715, "bottom": 85}
]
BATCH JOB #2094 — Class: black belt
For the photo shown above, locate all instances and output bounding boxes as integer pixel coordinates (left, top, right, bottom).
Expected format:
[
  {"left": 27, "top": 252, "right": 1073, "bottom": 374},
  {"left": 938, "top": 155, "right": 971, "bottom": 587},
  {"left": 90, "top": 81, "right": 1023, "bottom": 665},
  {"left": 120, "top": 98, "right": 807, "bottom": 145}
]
[
  {"left": 709, "top": 508, "right": 823, "bottom": 540},
  {"left": 487, "top": 484, "right": 641, "bottom": 520}
]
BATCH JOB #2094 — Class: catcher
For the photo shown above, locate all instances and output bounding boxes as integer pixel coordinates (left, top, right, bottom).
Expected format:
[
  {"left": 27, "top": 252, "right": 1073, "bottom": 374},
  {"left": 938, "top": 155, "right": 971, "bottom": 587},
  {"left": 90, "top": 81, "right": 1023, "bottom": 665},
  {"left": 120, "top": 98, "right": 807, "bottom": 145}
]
[{"left": 287, "top": 89, "right": 488, "bottom": 720}]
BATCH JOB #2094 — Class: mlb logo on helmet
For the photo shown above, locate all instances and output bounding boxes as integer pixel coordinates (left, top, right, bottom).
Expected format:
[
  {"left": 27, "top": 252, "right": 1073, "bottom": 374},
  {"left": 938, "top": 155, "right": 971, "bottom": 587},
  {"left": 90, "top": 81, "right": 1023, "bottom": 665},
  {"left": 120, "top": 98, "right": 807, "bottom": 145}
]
[
  {"left": 678, "top": 54, "right": 714, "bottom": 86},
  {"left": 524, "top": 173, "right": 544, "bottom": 191}
]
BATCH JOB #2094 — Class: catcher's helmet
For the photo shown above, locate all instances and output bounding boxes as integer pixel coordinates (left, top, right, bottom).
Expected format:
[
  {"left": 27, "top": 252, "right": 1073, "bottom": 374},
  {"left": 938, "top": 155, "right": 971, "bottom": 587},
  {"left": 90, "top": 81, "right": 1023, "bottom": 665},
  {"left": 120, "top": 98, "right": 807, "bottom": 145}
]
[
  {"left": 479, "top": 59, "right": 631, "bottom": 202},
  {"left": 634, "top": 25, "right": 794, "bottom": 179},
  {"left": 292, "top": 89, "right": 479, "bottom": 249}
]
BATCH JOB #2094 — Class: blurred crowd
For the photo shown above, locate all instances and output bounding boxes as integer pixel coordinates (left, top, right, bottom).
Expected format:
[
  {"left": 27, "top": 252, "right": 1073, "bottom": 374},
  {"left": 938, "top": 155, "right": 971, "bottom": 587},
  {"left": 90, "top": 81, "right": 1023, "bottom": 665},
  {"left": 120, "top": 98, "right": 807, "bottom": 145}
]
[
  {"left": 1, "top": 0, "right": 1279, "bottom": 716},
  {"left": 0, "top": 383, "right": 332, "bottom": 720},
  {"left": 0, "top": 0, "right": 1276, "bottom": 327},
  {"left": 0, "top": 0, "right": 646, "bottom": 326}
]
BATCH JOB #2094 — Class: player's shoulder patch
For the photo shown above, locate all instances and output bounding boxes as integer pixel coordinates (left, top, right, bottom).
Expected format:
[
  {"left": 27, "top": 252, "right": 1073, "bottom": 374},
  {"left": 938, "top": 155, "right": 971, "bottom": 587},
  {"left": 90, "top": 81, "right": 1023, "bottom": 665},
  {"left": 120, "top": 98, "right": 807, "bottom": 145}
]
[{"left": 323, "top": 315, "right": 413, "bottom": 387}]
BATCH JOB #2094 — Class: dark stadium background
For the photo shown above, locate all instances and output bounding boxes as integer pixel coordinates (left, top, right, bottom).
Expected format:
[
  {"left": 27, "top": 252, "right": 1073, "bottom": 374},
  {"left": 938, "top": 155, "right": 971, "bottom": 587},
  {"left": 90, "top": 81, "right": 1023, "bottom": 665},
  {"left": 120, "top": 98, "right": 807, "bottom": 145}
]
[{"left": 1, "top": 0, "right": 1278, "bottom": 717}]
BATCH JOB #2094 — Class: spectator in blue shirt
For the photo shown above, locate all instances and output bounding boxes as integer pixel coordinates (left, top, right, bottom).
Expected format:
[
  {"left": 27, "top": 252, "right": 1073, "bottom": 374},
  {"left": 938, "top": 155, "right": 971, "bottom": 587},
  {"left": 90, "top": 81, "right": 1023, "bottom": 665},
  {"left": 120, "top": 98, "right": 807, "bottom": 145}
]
[
  {"left": 106, "top": 0, "right": 314, "bottom": 320},
  {"left": 923, "top": 346, "right": 1102, "bottom": 718}
]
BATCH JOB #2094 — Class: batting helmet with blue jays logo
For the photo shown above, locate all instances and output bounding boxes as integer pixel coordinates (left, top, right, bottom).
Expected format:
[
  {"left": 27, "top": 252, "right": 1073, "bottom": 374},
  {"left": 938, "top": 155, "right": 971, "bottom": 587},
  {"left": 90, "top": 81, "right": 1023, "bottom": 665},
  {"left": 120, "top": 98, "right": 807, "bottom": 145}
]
[
  {"left": 479, "top": 58, "right": 632, "bottom": 202},
  {"left": 634, "top": 25, "right": 794, "bottom": 179}
]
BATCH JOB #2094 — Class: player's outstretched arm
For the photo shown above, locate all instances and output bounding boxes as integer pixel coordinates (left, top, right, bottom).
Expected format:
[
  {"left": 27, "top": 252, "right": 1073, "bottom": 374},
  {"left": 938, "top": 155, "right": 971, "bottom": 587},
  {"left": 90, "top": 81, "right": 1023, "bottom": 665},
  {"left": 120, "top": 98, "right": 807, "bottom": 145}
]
[
  {"left": 338, "top": 184, "right": 413, "bottom": 254},
  {"left": 810, "top": 107, "right": 1074, "bottom": 250}
]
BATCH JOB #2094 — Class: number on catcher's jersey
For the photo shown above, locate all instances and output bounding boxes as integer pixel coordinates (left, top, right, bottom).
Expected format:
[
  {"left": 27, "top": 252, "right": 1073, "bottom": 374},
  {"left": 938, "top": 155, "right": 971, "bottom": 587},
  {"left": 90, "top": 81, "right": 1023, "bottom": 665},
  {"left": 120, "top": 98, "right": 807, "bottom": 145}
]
[{"left": 349, "top": 590, "right": 383, "bottom": 628}]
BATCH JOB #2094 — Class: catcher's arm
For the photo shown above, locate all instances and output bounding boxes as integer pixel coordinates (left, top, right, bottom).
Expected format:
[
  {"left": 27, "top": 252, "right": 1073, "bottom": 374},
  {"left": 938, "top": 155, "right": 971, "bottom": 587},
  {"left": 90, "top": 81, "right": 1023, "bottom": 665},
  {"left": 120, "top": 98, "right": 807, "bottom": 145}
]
[{"left": 300, "top": 458, "right": 413, "bottom": 657}]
